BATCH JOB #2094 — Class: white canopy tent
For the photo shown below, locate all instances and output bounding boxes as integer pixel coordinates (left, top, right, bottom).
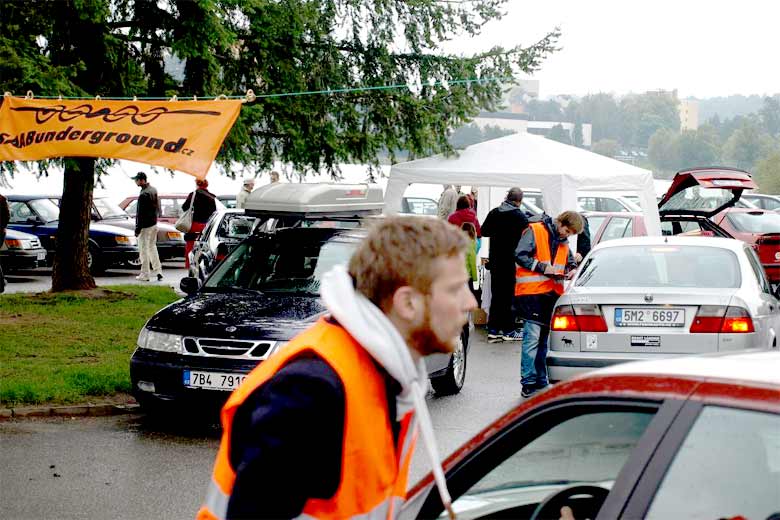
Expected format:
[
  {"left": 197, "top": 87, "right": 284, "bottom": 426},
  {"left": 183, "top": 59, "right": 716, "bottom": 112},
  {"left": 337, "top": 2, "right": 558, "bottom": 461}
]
[{"left": 384, "top": 132, "right": 662, "bottom": 241}]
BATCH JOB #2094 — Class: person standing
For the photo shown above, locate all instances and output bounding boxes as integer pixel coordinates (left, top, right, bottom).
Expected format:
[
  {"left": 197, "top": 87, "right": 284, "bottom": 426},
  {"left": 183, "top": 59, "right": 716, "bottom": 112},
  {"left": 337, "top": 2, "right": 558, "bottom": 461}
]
[
  {"left": 514, "top": 211, "right": 583, "bottom": 398},
  {"left": 447, "top": 195, "right": 481, "bottom": 237},
  {"left": 481, "top": 187, "right": 529, "bottom": 343},
  {"left": 197, "top": 216, "right": 475, "bottom": 520},
  {"left": 182, "top": 179, "right": 217, "bottom": 270},
  {"left": 131, "top": 172, "right": 163, "bottom": 282},
  {"left": 575, "top": 214, "right": 592, "bottom": 264},
  {"left": 0, "top": 192, "right": 9, "bottom": 293},
  {"left": 437, "top": 184, "right": 458, "bottom": 219},
  {"left": 236, "top": 179, "right": 254, "bottom": 209}
]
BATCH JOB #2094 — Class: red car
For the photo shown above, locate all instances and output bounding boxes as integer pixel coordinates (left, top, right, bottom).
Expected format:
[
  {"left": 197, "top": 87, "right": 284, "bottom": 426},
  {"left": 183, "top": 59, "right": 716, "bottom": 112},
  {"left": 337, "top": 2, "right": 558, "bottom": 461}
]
[
  {"left": 712, "top": 208, "right": 780, "bottom": 284},
  {"left": 402, "top": 351, "right": 780, "bottom": 520}
]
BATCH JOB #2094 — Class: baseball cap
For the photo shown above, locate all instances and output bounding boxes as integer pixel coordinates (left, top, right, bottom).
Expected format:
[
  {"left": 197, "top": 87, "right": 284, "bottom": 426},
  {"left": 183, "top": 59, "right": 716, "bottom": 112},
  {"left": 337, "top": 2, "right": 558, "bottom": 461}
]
[{"left": 131, "top": 172, "right": 147, "bottom": 181}]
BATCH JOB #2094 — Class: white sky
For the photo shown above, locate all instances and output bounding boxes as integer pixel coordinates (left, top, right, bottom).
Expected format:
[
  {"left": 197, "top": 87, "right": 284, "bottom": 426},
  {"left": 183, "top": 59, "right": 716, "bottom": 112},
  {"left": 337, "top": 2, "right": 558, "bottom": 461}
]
[{"left": 447, "top": 0, "right": 780, "bottom": 99}]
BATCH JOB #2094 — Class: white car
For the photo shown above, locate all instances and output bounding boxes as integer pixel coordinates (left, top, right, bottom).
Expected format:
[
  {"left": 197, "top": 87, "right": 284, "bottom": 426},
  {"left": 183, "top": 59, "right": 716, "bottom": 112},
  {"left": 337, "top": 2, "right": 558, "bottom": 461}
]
[{"left": 548, "top": 236, "right": 780, "bottom": 381}]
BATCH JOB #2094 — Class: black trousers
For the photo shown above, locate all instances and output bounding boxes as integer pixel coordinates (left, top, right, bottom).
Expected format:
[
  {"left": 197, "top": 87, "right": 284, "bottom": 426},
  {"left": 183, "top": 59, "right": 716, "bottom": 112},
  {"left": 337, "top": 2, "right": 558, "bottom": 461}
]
[{"left": 488, "top": 267, "right": 515, "bottom": 333}]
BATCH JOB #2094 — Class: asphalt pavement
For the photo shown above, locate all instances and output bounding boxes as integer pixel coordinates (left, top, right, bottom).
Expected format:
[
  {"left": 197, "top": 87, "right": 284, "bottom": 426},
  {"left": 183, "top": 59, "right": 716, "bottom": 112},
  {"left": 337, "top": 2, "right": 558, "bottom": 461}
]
[
  {"left": 0, "top": 329, "right": 525, "bottom": 520},
  {"left": 2, "top": 261, "right": 189, "bottom": 294}
]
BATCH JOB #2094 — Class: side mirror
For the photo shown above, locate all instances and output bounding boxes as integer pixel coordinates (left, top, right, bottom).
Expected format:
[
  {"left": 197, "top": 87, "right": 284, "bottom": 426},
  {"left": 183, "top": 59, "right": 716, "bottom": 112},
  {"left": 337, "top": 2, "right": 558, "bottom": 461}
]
[
  {"left": 179, "top": 276, "right": 200, "bottom": 296},
  {"left": 26, "top": 216, "right": 43, "bottom": 225}
]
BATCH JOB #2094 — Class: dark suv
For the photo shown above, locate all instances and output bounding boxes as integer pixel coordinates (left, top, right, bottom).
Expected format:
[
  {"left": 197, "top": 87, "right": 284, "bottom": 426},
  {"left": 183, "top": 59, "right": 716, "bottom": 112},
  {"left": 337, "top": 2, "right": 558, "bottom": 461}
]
[{"left": 130, "top": 223, "right": 471, "bottom": 413}]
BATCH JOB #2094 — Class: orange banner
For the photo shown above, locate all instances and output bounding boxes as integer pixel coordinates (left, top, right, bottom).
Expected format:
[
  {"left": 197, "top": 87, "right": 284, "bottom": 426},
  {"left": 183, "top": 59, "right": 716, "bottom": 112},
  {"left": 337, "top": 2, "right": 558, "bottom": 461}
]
[{"left": 0, "top": 97, "right": 242, "bottom": 178}]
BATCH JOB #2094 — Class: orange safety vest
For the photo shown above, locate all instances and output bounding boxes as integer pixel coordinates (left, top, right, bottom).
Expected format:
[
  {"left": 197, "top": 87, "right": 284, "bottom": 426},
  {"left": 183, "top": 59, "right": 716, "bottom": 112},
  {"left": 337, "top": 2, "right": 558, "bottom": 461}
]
[
  {"left": 514, "top": 222, "right": 569, "bottom": 296},
  {"left": 197, "top": 318, "right": 418, "bottom": 520}
]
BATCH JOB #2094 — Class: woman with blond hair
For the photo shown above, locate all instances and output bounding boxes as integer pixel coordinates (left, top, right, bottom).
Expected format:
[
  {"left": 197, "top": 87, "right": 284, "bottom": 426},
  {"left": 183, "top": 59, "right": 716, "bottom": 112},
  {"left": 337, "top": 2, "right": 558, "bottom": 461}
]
[{"left": 182, "top": 179, "right": 217, "bottom": 269}]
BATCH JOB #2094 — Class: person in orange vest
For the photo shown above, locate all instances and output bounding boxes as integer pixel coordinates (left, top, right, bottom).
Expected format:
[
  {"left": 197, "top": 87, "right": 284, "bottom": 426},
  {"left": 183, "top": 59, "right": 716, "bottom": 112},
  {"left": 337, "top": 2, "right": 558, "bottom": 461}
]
[
  {"left": 514, "top": 211, "right": 584, "bottom": 398},
  {"left": 197, "top": 216, "right": 476, "bottom": 520}
]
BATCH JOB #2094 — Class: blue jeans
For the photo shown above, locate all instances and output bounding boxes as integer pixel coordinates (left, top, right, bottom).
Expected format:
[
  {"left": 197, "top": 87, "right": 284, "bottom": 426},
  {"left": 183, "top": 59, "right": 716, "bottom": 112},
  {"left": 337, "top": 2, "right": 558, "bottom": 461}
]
[{"left": 521, "top": 321, "right": 550, "bottom": 388}]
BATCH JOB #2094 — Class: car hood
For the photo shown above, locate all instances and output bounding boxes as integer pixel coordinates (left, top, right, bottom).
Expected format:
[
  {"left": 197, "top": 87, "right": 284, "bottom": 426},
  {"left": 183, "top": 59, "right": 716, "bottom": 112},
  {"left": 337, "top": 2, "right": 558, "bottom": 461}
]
[
  {"left": 98, "top": 216, "right": 179, "bottom": 234},
  {"left": 146, "top": 291, "right": 326, "bottom": 340},
  {"left": 3, "top": 228, "right": 39, "bottom": 240},
  {"left": 87, "top": 222, "right": 136, "bottom": 236}
]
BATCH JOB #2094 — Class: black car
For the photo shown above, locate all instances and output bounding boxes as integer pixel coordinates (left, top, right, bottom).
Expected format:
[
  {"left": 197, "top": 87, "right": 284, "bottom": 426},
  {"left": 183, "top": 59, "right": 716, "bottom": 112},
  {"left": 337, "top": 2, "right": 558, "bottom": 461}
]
[
  {"left": 131, "top": 225, "right": 470, "bottom": 413},
  {"left": 6, "top": 195, "right": 139, "bottom": 273},
  {"left": 188, "top": 209, "right": 259, "bottom": 282}
]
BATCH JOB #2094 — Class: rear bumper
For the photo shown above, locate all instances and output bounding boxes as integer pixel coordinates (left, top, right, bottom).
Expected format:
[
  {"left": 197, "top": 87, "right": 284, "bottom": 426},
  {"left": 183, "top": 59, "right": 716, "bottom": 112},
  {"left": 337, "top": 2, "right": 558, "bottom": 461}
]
[{"left": 547, "top": 351, "right": 688, "bottom": 381}]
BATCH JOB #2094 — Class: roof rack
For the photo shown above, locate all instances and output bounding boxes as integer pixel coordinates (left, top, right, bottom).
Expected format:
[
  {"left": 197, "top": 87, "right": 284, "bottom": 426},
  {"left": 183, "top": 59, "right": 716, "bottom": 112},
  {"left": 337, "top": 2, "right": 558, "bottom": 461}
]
[{"left": 244, "top": 183, "right": 384, "bottom": 218}]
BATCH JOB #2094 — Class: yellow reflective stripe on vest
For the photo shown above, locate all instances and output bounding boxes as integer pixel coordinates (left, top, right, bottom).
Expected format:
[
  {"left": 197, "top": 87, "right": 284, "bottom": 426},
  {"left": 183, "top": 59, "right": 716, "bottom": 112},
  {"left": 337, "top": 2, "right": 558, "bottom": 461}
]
[{"left": 201, "top": 479, "right": 229, "bottom": 520}]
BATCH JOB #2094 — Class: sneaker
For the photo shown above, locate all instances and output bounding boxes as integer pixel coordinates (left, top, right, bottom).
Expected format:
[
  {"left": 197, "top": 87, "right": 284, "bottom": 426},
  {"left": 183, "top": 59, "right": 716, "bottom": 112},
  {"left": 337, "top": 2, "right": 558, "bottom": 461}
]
[
  {"left": 156, "top": 274, "right": 164, "bottom": 281},
  {"left": 487, "top": 331, "right": 504, "bottom": 343},
  {"left": 135, "top": 275, "right": 150, "bottom": 281},
  {"left": 521, "top": 385, "right": 536, "bottom": 398},
  {"left": 502, "top": 329, "right": 524, "bottom": 341}
]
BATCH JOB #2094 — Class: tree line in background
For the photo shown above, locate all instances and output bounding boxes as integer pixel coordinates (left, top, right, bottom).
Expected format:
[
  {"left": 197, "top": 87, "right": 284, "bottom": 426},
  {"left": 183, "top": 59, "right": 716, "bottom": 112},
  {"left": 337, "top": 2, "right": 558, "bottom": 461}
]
[{"left": 452, "top": 91, "right": 780, "bottom": 192}]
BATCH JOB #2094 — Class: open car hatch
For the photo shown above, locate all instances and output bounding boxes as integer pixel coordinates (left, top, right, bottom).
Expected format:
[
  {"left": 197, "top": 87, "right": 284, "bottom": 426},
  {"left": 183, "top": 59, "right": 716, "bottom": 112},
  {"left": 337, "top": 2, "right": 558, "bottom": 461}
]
[{"left": 659, "top": 167, "right": 757, "bottom": 218}]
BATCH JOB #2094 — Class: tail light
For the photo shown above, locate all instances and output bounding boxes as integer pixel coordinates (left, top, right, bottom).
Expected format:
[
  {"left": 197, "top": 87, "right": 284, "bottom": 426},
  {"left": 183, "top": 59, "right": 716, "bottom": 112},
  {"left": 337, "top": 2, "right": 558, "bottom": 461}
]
[
  {"left": 690, "top": 305, "right": 754, "bottom": 334},
  {"left": 551, "top": 304, "right": 608, "bottom": 332},
  {"left": 552, "top": 305, "right": 578, "bottom": 331}
]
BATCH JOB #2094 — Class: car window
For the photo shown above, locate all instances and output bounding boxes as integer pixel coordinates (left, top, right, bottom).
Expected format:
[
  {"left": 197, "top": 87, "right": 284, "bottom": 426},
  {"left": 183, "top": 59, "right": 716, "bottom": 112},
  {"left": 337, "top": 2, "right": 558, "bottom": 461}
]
[
  {"left": 403, "top": 197, "right": 438, "bottom": 216},
  {"left": 216, "top": 214, "right": 258, "bottom": 239},
  {"left": 578, "top": 197, "right": 597, "bottom": 212},
  {"left": 576, "top": 245, "right": 741, "bottom": 288},
  {"left": 760, "top": 197, "right": 780, "bottom": 211},
  {"left": 585, "top": 215, "right": 606, "bottom": 235},
  {"left": 661, "top": 186, "right": 736, "bottom": 213},
  {"left": 447, "top": 410, "right": 655, "bottom": 518},
  {"left": 645, "top": 406, "right": 780, "bottom": 520},
  {"left": 28, "top": 199, "right": 60, "bottom": 222},
  {"left": 9, "top": 202, "right": 34, "bottom": 223},
  {"left": 204, "top": 230, "right": 357, "bottom": 295},
  {"left": 601, "top": 217, "right": 632, "bottom": 242},
  {"left": 124, "top": 200, "right": 138, "bottom": 216},
  {"left": 744, "top": 246, "right": 773, "bottom": 294},
  {"left": 601, "top": 198, "right": 626, "bottom": 212},
  {"left": 93, "top": 198, "right": 128, "bottom": 219},
  {"left": 161, "top": 198, "right": 182, "bottom": 218},
  {"left": 727, "top": 211, "right": 780, "bottom": 233}
]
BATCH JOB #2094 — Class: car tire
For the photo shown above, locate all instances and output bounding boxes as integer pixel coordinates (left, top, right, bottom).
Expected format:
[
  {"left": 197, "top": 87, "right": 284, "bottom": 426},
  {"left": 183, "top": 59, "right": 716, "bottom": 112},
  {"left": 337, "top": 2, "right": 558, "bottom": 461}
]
[
  {"left": 87, "top": 245, "right": 105, "bottom": 274},
  {"left": 431, "top": 330, "right": 468, "bottom": 396}
]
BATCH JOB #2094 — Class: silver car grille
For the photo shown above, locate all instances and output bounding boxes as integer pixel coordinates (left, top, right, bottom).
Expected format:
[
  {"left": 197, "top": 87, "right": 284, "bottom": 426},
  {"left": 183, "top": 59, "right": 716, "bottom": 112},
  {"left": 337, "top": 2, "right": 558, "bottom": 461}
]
[
  {"left": 182, "top": 337, "right": 277, "bottom": 359},
  {"left": 29, "top": 238, "right": 42, "bottom": 249}
]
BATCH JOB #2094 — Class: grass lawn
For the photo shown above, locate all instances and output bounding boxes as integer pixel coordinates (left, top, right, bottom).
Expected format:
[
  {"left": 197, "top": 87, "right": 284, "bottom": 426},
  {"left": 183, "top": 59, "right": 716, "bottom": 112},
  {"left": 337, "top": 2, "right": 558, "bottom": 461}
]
[{"left": 0, "top": 285, "right": 179, "bottom": 407}]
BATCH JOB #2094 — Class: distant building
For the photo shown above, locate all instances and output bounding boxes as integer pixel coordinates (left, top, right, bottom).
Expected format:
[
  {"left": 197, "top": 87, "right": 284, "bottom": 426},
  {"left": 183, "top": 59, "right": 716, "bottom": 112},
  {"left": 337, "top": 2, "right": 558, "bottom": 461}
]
[
  {"left": 473, "top": 112, "right": 592, "bottom": 147},
  {"left": 679, "top": 99, "right": 699, "bottom": 131}
]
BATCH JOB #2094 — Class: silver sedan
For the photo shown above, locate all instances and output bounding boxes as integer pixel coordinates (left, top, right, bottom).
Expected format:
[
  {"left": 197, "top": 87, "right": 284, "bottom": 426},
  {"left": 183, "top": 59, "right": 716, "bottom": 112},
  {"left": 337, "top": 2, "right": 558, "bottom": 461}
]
[{"left": 548, "top": 236, "right": 780, "bottom": 381}]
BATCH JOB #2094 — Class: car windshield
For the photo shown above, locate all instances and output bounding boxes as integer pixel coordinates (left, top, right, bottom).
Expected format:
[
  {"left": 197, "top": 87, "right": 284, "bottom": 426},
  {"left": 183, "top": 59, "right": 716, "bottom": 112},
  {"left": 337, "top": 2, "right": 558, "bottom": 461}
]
[
  {"left": 29, "top": 199, "right": 60, "bottom": 222},
  {"left": 216, "top": 214, "right": 259, "bottom": 239},
  {"left": 576, "top": 245, "right": 741, "bottom": 288},
  {"left": 204, "top": 229, "right": 358, "bottom": 295},
  {"left": 93, "top": 198, "right": 128, "bottom": 219},
  {"left": 727, "top": 212, "right": 780, "bottom": 233}
]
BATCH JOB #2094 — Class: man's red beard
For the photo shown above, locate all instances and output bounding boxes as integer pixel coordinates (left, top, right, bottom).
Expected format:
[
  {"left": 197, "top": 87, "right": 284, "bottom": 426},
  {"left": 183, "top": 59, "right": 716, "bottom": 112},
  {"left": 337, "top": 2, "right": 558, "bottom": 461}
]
[{"left": 408, "top": 302, "right": 458, "bottom": 356}]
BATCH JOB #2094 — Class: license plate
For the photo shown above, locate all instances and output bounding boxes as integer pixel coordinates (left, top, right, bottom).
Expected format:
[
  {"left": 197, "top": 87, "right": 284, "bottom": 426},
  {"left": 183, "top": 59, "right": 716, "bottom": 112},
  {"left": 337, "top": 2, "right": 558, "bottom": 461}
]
[
  {"left": 37, "top": 252, "right": 46, "bottom": 260},
  {"left": 615, "top": 308, "right": 685, "bottom": 328},
  {"left": 183, "top": 370, "right": 247, "bottom": 391}
]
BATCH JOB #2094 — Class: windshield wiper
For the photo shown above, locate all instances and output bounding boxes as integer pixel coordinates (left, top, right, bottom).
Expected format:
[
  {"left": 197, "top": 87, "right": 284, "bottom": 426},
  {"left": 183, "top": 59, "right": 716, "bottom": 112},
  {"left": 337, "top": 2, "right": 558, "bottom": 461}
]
[{"left": 202, "top": 286, "right": 262, "bottom": 295}]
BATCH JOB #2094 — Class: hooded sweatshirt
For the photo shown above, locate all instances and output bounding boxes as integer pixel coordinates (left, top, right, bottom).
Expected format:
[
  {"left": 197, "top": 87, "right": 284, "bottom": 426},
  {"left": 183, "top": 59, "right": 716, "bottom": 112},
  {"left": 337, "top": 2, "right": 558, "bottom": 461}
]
[{"left": 481, "top": 200, "right": 529, "bottom": 274}]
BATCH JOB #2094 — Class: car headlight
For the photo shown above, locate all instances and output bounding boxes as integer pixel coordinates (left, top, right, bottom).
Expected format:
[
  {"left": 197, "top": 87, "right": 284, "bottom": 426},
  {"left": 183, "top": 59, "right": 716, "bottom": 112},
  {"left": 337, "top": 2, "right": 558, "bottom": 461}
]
[
  {"left": 116, "top": 235, "right": 137, "bottom": 246},
  {"left": 4, "top": 239, "right": 33, "bottom": 250},
  {"left": 137, "top": 328, "right": 183, "bottom": 353},
  {"left": 167, "top": 231, "right": 184, "bottom": 241}
]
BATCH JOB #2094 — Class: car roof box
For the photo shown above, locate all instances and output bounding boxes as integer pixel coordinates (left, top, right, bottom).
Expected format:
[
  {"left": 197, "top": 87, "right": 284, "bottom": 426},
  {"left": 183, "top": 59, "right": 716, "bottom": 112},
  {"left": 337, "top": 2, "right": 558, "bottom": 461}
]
[{"left": 244, "top": 183, "right": 384, "bottom": 217}]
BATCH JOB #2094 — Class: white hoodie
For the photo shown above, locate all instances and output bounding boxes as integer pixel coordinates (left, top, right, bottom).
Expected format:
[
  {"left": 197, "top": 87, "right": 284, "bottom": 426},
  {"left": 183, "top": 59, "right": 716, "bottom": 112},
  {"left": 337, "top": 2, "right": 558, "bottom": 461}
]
[{"left": 320, "top": 265, "right": 455, "bottom": 517}]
